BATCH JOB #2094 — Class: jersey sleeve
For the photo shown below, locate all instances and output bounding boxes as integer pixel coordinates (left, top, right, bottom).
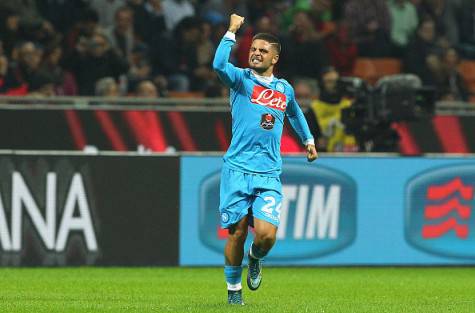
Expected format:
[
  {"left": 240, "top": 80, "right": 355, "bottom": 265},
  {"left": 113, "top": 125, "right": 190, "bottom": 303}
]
[
  {"left": 286, "top": 85, "right": 315, "bottom": 145},
  {"left": 212, "top": 31, "right": 244, "bottom": 89}
]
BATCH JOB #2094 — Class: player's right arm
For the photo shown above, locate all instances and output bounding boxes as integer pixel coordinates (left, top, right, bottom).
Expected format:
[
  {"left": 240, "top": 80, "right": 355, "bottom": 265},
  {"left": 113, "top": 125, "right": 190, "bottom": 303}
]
[{"left": 212, "top": 14, "right": 245, "bottom": 88}]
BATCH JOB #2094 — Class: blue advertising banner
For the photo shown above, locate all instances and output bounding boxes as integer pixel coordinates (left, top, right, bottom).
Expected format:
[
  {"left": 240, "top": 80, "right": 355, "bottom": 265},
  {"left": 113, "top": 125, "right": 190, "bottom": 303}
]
[{"left": 180, "top": 155, "right": 475, "bottom": 266}]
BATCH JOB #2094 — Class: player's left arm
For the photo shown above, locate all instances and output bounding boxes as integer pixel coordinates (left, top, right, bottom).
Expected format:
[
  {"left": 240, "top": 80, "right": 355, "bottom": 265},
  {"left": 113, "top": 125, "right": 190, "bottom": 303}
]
[{"left": 286, "top": 86, "right": 318, "bottom": 162}]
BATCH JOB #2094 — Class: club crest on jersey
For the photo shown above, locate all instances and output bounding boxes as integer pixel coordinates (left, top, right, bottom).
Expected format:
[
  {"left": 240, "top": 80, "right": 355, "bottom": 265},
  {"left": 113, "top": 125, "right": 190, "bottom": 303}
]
[
  {"left": 251, "top": 85, "right": 287, "bottom": 111},
  {"left": 275, "top": 82, "right": 285, "bottom": 93},
  {"left": 260, "top": 113, "right": 275, "bottom": 130}
]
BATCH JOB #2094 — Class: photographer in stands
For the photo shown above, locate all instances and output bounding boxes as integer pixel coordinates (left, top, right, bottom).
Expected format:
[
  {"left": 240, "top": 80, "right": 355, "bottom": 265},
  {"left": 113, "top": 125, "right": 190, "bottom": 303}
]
[{"left": 307, "top": 66, "right": 357, "bottom": 152}]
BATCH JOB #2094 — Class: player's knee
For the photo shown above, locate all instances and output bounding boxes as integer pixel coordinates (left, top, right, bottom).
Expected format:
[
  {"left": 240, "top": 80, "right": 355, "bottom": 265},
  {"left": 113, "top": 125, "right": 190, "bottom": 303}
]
[
  {"left": 255, "top": 232, "right": 276, "bottom": 246},
  {"left": 228, "top": 227, "right": 248, "bottom": 243}
]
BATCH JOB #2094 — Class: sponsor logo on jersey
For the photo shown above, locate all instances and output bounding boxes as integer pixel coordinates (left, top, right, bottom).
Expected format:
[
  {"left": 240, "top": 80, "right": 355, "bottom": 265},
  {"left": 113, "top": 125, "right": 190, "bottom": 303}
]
[
  {"left": 405, "top": 164, "right": 475, "bottom": 258},
  {"left": 250, "top": 85, "right": 287, "bottom": 111},
  {"left": 198, "top": 163, "right": 357, "bottom": 259},
  {"left": 260, "top": 113, "right": 275, "bottom": 130}
]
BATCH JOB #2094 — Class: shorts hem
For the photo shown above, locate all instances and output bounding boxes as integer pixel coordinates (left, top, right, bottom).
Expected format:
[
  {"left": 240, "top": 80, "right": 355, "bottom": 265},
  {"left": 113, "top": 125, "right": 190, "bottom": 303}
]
[
  {"left": 252, "top": 211, "right": 280, "bottom": 227},
  {"left": 220, "top": 211, "right": 250, "bottom": 229}
]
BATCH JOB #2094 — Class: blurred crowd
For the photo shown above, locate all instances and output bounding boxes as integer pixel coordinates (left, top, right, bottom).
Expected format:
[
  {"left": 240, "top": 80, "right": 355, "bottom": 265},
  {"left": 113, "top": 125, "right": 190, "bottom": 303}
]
[{"left": 0, "top": 0, "right": 473, "bottom": 101}]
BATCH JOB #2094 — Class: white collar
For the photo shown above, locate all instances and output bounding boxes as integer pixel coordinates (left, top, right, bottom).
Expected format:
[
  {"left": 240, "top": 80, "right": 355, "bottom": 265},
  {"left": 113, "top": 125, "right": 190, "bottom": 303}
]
[{"left": 251, "top": 71, "right": 274, "bottom": 85}]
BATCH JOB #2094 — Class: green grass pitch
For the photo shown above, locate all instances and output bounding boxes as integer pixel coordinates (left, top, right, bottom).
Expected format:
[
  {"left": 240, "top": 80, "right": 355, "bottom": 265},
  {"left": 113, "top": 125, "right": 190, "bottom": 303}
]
[{"left": 1, "top": 267, "right": 474, "bottom": 312}]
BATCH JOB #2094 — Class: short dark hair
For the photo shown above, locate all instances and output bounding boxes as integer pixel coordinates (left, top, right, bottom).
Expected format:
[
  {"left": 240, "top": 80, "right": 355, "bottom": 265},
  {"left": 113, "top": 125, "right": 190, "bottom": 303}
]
[{"left": 252, "top": 33, "right": 281, "bottom": 54}]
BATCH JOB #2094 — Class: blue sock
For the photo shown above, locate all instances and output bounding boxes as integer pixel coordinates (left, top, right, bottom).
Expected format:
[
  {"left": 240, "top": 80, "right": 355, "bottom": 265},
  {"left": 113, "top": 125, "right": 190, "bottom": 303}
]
[
  {"left": 224, "top": 265, "right": 242, "bottom": 290},
  {"left": 250, "top": 242, "right": 267, "bottom": 259}
]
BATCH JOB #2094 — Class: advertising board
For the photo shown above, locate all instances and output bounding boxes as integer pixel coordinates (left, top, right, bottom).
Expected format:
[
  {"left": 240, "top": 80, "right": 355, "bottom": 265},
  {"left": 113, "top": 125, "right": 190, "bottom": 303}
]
[
  {"left": 0, "top": 154, "right": 179, "bottom": 266},
  {"left": 180, "top": 156, "right": 475, "bottom": 265}
]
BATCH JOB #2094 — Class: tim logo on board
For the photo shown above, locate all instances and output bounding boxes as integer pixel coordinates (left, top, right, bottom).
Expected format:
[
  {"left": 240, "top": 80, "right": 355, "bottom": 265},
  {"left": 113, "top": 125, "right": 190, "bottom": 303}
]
[
  {"left": 405, "top": 164, "right": 475, "bottom": 258},
  {"left": 198, "top": 163, "right": 357, "bottom": 260}
]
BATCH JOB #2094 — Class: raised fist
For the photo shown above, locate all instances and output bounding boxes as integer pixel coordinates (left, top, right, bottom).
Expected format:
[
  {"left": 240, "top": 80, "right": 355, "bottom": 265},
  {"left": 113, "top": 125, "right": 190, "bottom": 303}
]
[{"left": 228, "top": 14, "right": 244, "bottom": 33}]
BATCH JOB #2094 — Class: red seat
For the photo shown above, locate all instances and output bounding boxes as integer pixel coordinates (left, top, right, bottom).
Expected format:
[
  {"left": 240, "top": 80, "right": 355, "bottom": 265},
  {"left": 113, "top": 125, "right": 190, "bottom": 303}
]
[
  {"left": 353, "top": 58, "right": 402, "bottom": 85},
  {"left": 353, "top": 58, "right": 377, "bottom": 84},
  {"left": 459, "top": 60, "right": 475, "bottom": 94}
]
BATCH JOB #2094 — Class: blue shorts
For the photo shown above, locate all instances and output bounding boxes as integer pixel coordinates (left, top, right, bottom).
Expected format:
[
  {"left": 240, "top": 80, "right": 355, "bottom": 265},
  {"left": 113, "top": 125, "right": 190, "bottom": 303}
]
[{"left": 219, "top": 166, "right": 282, "bottom": 229}]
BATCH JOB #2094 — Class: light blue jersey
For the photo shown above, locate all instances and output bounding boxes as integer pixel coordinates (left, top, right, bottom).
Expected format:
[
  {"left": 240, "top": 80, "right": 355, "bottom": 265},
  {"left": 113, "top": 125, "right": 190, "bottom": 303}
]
[{"left": 213, "top": 32, "right": 314, "bottom": 177}]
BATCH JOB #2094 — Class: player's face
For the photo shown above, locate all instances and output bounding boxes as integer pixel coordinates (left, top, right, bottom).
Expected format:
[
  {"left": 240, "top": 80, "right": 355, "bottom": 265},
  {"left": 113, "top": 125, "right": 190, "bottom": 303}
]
[{"left": 248, "top": 39, "right": 279, "bottom": 73}]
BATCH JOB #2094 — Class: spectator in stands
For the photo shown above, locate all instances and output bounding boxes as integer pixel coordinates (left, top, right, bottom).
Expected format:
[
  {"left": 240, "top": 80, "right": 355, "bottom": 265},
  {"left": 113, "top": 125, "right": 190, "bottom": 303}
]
[
  {"left": 280, "top": 0, "right": 322, "bottom": 32},
  {"left": 149, "top": 16, "right": 206, "bottom": 92},
  {"left": 149, "top": 36, "right": 176, "bottom": 90},
  {"left": 40, "top": 44, "right": 78, "bottom": 95},
  {"left": 135, "top": 80, "right": 159, "bottom": 97},
  {"left": 388, "top": 0, "right": 419, "bottom": 57},
  {"left": 281, "top": 2, "right": 334, "bottom": 40},
  {"left": 310, "top": 0, "right": 337, "bottom": 38},
  {"left": 127, "top": 0, "right": 148, "bottom": 39},
  {"left": 0, "top": 54, "right": 9, "bottom": 94},
  {"left": 162, "top": 0, "right": 195, "bottom": 31},
  {"left": 64, "top": 8, "right": 101, "bottom": 57},
  {"left": 325, "top": 22, "right": 358, "bottom": 76},
  {"left": 153, "top": 17, "right": 213, "bottom": 91},
  {"left": 439, "top": 48, "right": 469, "bottom": 101},
  {"left": 344, "top": 0, "right": 392, "bottom": 57},
  {"left": 68, "top": 32, "right": 129, "bottom": 95},
  {"left": 193, "top": 21, "right": 216, "bottom": 90},
  {"left": 294, "top": 78, "right": 319, "bottom": 100},
  {"left": 95, "top": 77, "right": 120, "bottom": 97},
  {"left": 104, "top": 6, "right": 135, "bottom": 60},
  {"left": 27, "top": 70, "right": 56, "bottom": 97},
  {"left": 306, "top": 67, "right": 357, "bottom": 152},
  {"left": 404, "top": 17, "right": 442, "bottom": 85},
  {"left": 417, "top": 0, "right": 459, "bottom": 46},
  {"left": 128, "top": 43, "right": 152, "bottom": 88},
  {"left": 3, "top": 41, "right": 43, "bottom": 93},
  {"left": 0, "top": 9, "right": 21, "bottom": 56},
  {"left": 128, "top": 0, "right": 167, "bottom": 45},
  {"left": 209, "top": 21, "right": 228, "bottom": 46},
  {"left": 0, "top": 0, "right": 58, "bottom": 49},
  {"left": 90, "top": 0, "right": 127, "bottom": 28},
  {"left": 458, "top": 0, "right": 475, "bottom": 58},
  {"left": 204, "top": 80, "right": 228, "bottom": 97},
  {"left": 425, "top": 53, "right": 446, "bottom": 89},
  {"left": 279, "top": 10, "right": 330, "bottom": 81}
]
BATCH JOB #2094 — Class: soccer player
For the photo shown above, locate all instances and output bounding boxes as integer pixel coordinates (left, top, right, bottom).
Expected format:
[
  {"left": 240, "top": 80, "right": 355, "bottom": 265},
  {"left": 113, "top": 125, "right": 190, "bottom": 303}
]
[{"left": 213, "top": 14, "right": 318, "bottom": 305}]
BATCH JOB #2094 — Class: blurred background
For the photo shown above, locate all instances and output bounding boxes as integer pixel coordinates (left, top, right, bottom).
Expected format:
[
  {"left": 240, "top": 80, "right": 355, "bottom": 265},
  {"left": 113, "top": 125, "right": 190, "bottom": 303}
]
[{"left": 0, "top": 0, "right": 474, "bottom": 154}]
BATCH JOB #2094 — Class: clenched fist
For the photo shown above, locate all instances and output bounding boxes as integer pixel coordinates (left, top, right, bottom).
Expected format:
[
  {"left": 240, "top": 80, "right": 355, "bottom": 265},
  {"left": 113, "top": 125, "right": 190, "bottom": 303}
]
[
  {"left": 306, "top": 144, "right": 318, "bottom": 162},
  {"left": 228, "top": 14, "right": 244, "bottom": 33}
]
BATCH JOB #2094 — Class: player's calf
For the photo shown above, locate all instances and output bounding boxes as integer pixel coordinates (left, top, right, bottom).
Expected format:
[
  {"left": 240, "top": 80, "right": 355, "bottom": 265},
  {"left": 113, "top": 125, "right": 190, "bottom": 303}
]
[
  {"left": 247, "top": 221, "right": 277, "bottom": 291},
  {"left": 225, "top": 265, "right": 244, "bottom": 305}
]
